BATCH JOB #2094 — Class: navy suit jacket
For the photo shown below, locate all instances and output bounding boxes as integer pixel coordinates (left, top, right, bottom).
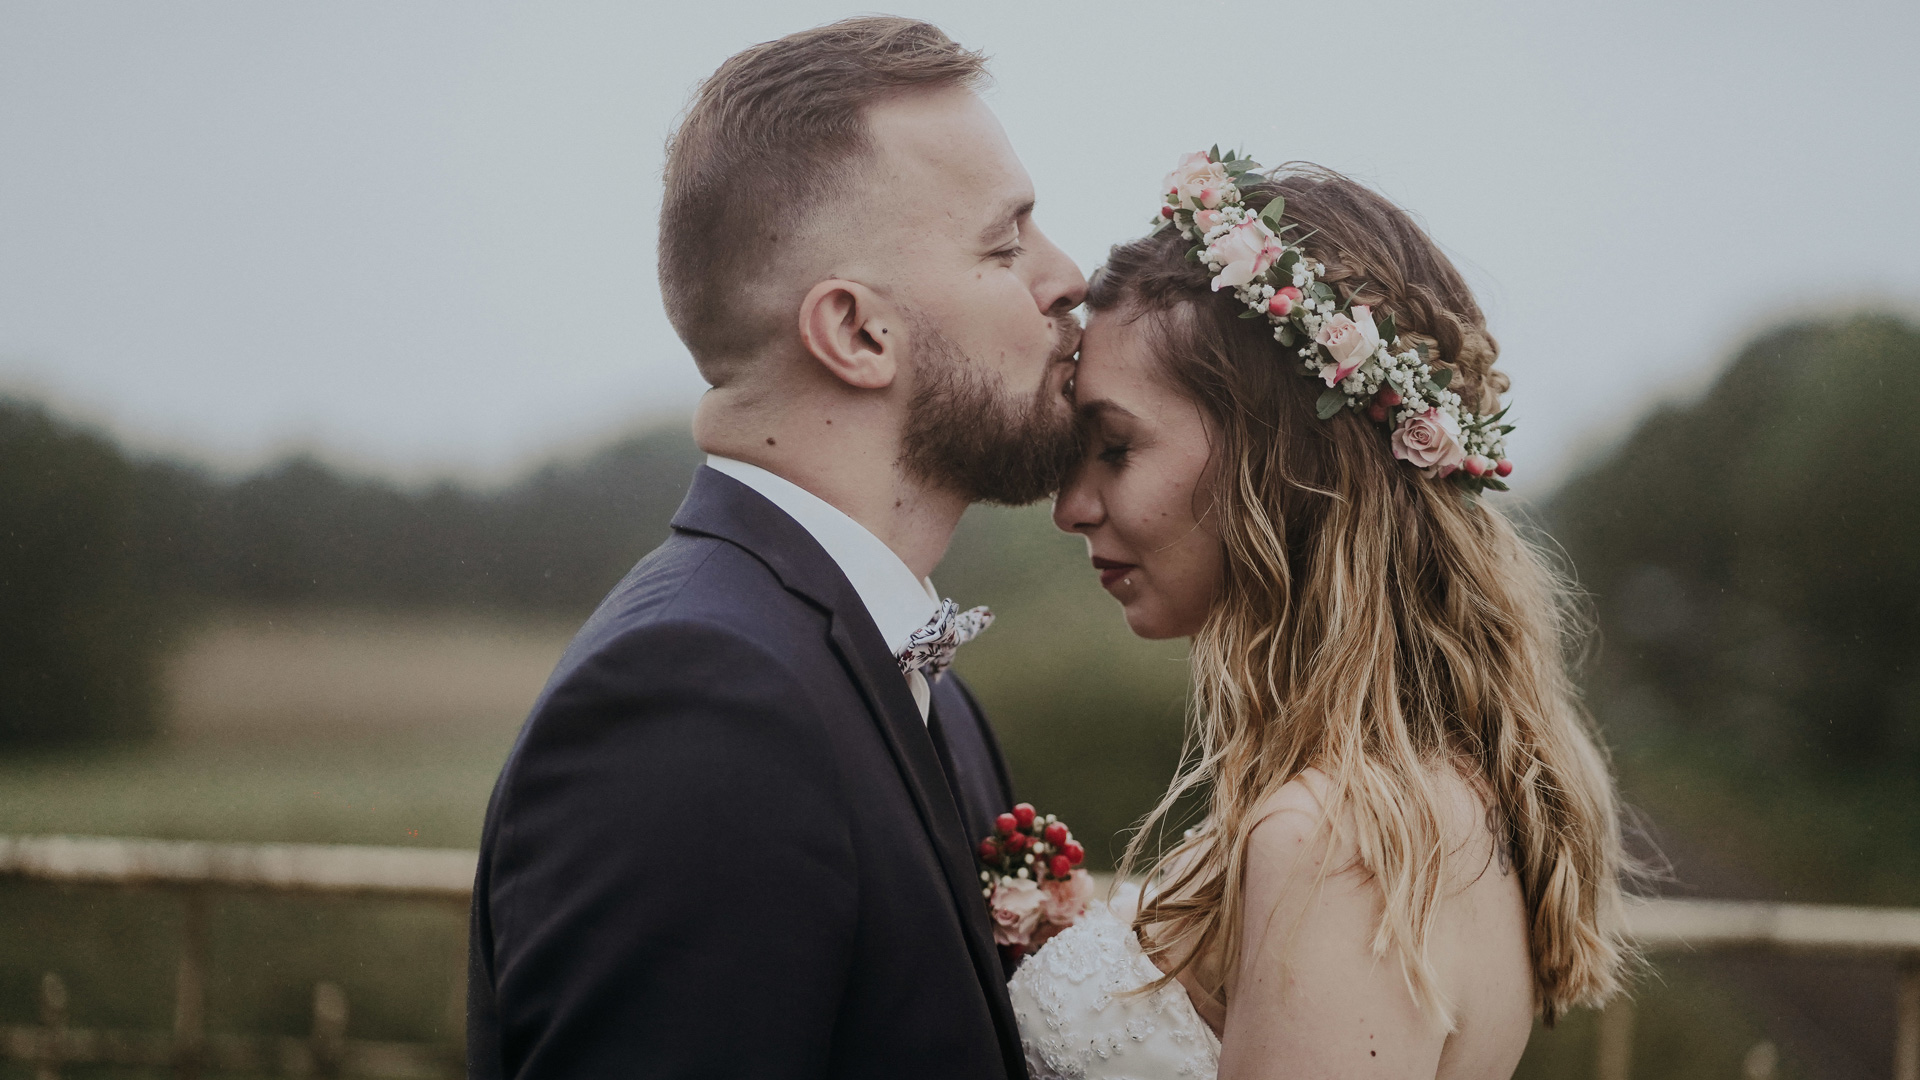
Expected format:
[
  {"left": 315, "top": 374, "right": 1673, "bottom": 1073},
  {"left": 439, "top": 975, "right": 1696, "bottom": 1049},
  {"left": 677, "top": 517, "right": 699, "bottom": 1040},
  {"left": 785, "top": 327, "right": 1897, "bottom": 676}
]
[{"left": 468, "top": 466, "right": 1023, "bottom": 1079}]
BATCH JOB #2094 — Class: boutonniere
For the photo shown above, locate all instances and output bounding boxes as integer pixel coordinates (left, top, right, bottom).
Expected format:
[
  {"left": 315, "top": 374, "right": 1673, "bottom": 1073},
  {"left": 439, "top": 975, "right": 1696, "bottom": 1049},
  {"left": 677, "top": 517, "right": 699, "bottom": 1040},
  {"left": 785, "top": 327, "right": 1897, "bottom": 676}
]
[{"left": 977, "top": 802, "right": 1092, "bottom": 959}]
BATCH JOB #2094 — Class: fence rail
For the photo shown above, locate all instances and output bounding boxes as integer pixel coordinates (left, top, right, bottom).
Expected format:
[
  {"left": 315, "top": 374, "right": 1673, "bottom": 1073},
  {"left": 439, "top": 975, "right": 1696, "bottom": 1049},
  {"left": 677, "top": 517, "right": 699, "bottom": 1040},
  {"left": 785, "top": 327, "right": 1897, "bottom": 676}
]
[{"left": 3, "top": 834, "right": 1917, "bottom": 1079}]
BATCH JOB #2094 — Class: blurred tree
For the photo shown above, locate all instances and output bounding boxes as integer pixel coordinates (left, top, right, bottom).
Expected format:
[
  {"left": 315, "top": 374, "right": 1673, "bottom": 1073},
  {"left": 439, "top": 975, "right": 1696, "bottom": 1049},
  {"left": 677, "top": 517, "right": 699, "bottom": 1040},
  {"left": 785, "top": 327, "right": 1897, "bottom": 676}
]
[
  {"left": 1550, "top": 313, "right": 1920, "bottom": 772},
  {"left": 0, "top": 399, "right": 165, "bottom": 743},
  {"left": 123, "top": 426, "right": 704, "bottom": 614}
]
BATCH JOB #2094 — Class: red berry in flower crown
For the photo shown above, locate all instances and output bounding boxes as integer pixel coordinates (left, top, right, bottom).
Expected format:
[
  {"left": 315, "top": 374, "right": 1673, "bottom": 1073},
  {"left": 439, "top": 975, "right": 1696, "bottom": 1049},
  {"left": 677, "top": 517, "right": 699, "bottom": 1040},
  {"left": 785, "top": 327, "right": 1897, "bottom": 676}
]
[
  {"left": 1063, "top": 841, "right": 1085, "bottom": 866},
  {"left": 1012, "top": 803, "right": 1037, "bottom": 829},
  {"left": 1044, "top": 822, "right": 1069, "bottom": 847},
  {"left": 995, "top": 813, "right": 1017, "bottom": 837},
  {"left": 1050, "top": 854, "right": 1072, "bottom": 878},
  {"left": 1495, "top": 459, "right": 1514, "bottom": 477}
]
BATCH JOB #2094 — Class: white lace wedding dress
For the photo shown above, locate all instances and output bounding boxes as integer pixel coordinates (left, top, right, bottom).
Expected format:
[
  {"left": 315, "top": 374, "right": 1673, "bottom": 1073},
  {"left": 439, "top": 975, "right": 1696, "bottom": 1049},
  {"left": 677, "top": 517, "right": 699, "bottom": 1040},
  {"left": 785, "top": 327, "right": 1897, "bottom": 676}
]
[{"left": 1006, "top": 887, "right": 1221, "bottom": 1079}]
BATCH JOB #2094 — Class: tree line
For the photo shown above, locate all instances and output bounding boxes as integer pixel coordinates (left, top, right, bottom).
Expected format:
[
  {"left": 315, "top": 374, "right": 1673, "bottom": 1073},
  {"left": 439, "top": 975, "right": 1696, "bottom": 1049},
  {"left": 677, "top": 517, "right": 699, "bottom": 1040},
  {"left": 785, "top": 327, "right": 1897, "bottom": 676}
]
[{"left": 6, "top": 311, "right": 1918, "bottom": 775}]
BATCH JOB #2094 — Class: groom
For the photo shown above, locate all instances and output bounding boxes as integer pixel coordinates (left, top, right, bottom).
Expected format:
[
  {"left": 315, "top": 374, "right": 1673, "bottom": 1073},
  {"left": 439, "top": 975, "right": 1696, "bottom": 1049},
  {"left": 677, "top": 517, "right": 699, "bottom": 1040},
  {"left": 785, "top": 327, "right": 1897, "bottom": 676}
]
[{"left": 466, "top": 17, "right": 1085, "bottom": 1080}]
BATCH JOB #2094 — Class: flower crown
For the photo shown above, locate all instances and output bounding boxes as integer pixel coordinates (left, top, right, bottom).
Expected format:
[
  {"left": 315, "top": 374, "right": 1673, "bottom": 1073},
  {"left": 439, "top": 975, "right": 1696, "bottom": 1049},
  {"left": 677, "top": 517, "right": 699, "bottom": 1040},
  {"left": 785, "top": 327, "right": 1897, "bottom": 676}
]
[{"left": 1155, "top": 148, "right": 1513, "bottom": 490}]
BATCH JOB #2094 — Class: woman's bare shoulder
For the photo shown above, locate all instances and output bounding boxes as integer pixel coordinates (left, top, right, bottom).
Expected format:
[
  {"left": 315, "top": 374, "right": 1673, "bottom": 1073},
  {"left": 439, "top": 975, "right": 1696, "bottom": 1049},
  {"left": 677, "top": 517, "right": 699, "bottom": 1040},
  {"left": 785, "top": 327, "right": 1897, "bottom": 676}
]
[{"left": 1244, "top": 768, "right": 1353, "bottom": 878}]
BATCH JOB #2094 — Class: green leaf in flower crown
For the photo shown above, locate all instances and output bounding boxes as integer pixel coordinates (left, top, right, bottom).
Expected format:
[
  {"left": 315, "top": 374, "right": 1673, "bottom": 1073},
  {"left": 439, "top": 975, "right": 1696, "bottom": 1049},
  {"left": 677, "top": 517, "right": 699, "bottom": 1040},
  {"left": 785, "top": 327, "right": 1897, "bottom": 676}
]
[
  {"left": 1481, "top": 478, "right": 1510, "bottom": 492},
  {"left": 1431, "top": 367, "right": 1453, "bottom": 389},
  {"left": 1423, "top": 379, "right": 1445, "bottom": 397},
  {"left": 1377, "top": 313, "right": 1397, "bottom": 345},
  {"left": 1276, "top": 248, "right": 1299, "bottom": 274},
  {"left": 1277, "top": 324, "right": 1296, "bottom": 346},
  {"left": 1259, "top": 198, "right": 1286, "bottom": 227},
  {"left": 1210, "top": 144, "right": 1222, "bottom": 161},
  {"left": 1239, "top": 309, "right": 1264, "bottom": 319},
  {"left": 1311, "top": 281, "right": 1335, "bottom": 303},
  {"left": 1316, "top": 387, "right": 1347, "bottom": 420}
]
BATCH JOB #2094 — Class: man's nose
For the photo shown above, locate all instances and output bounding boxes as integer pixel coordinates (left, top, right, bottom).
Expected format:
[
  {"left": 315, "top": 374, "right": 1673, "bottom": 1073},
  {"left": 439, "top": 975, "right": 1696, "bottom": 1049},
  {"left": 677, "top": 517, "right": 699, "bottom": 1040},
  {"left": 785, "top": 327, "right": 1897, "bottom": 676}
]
[{"left": 1027, "top": 225, "right": 1086, "bottom": 317}]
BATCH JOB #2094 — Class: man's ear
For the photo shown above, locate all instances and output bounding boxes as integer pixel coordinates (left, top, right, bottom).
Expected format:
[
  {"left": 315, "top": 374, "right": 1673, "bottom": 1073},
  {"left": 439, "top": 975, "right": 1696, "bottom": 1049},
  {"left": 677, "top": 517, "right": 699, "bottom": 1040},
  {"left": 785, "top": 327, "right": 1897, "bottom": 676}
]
[{"left": 797, "top": 279, "right": 898, "bottom": 390}]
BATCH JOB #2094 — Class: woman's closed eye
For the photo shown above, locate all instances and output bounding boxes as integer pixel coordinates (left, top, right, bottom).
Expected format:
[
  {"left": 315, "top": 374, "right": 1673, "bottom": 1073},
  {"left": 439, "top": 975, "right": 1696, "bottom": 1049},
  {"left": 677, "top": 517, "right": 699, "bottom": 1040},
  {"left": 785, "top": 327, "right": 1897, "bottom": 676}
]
[{"left": 1097, "top": 440, "right": 1132, "bottom": 466}]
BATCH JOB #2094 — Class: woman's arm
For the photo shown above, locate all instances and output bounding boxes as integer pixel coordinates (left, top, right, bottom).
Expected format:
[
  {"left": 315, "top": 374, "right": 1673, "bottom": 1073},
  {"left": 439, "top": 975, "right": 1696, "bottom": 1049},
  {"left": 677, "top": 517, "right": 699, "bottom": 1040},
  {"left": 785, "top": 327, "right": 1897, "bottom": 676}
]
[{"left": 1216, "top": 778, "right": 1450, "bottom": 1079}]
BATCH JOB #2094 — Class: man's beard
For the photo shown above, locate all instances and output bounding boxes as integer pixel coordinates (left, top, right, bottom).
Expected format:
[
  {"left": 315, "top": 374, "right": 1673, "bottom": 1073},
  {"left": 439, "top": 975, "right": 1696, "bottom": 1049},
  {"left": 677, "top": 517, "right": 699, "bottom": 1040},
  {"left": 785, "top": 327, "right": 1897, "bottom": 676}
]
[{"left": 900, "top": 314, "right": 1081, "bottom": 506}]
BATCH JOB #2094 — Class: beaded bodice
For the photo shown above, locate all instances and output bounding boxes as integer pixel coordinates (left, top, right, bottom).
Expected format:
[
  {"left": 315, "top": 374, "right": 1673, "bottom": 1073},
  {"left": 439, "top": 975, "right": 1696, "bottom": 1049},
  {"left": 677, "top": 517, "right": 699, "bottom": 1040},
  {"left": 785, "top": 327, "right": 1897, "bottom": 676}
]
[{"left": 1006, "top": 896, "right": 1221, "bottom": 1079}]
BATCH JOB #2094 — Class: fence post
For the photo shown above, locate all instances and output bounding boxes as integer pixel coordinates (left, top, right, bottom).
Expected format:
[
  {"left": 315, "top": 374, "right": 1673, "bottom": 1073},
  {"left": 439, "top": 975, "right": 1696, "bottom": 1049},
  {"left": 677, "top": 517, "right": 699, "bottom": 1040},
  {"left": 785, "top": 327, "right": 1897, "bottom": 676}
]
[
  {"left": 35, "top": 972, "right": 67, "bottom": 1080},
  {"left": 1895, "top": 953, "right": 1919, "bottom": 1080},
  {"left": 312, "top": 982, "right": 348, "bottom": 1078},
  {"left": 173, "top": 887, "right": 209, "bottom": 1080},
  {"left": 1595, "top": 997, "right": 1635, "bottom": 1080}
]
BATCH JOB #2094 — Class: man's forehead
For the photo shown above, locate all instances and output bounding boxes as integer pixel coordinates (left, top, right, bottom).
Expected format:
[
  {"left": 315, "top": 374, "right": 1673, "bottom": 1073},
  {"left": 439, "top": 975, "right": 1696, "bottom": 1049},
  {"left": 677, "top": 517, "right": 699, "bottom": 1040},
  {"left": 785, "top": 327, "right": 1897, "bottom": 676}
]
[{"left": 864, "top": 89, "right": 1032, "bottom": 225}]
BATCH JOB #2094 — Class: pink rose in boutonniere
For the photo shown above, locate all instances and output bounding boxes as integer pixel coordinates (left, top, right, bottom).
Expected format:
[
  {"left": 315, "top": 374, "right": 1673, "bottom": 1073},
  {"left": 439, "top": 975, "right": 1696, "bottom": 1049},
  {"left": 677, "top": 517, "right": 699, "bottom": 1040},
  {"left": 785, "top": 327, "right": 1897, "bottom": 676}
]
[
  {"left": 1315, "top": 305, "right": 1383, "bottom": 386},
  {"left": 987, "top": 878, "right": 1045, "bottom": 947},
  {"left": 1040, "top": 870, "right": 1094, "bottom": 926},
  {"left": 1392, "top": 407, "right": 1468, "bottom": 477}
]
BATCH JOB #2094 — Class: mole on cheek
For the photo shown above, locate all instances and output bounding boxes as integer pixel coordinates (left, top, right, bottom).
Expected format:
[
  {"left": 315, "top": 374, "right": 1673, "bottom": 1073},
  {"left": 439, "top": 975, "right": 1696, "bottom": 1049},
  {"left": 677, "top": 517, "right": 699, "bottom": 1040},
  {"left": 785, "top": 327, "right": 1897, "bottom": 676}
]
[{"left": 766, "top": 437, "right": 776, "bottom": 446}]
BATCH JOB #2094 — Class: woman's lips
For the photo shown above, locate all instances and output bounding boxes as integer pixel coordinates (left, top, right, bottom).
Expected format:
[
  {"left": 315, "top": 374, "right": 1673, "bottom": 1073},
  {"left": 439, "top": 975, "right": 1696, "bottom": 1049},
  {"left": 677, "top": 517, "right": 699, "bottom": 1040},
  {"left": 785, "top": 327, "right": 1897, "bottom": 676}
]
[{"left": 1091, "top": 557, "right": 1136, "bottom": 589}]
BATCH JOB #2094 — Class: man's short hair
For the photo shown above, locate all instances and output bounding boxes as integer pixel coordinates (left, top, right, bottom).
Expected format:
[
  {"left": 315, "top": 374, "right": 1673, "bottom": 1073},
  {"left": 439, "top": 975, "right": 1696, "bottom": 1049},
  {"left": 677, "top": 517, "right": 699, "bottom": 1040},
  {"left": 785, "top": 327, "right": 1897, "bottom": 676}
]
[{"left": 659, "top": 17, "right": 989, "bottom": 384}]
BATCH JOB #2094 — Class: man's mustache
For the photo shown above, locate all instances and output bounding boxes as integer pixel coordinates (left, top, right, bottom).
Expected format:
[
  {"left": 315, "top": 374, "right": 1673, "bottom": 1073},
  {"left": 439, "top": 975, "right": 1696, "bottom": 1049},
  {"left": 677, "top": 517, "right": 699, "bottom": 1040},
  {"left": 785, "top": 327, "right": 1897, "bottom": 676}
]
[{"left": 1048, "top": 313, "right": 1084, "bottom": 365}]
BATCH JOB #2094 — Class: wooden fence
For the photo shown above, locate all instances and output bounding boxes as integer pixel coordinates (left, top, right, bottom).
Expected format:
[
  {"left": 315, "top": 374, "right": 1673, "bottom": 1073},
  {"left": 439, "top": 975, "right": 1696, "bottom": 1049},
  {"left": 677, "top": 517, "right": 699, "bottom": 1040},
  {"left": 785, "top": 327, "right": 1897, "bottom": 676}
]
[
  {"left": 0, "top": 835, "right": 472, "bottom": 1079},
  {"left": 2, "top": 833, "right": 1917, "bottom": 1079}
]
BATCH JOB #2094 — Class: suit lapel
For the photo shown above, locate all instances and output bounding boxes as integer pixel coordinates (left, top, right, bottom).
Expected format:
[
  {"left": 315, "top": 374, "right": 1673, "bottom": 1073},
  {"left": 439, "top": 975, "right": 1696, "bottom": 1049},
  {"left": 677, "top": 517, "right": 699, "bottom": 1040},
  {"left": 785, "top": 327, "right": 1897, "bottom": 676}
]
[{"left": 670, "top": 468, "right": 1023, "bottom": 1073}]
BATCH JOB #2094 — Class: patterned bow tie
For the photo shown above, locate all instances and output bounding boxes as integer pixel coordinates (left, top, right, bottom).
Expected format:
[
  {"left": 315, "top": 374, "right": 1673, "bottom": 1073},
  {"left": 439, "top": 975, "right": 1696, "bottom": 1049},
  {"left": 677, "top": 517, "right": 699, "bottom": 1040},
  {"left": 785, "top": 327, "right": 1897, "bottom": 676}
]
[{"left": 896, "top": 599, "right": 994, "bottom": 678}]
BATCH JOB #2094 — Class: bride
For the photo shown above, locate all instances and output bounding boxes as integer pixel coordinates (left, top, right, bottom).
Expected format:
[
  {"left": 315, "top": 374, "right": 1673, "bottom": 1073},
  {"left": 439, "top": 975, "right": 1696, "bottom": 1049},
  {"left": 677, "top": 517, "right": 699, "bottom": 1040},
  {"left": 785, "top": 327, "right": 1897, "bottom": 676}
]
[{"left": 1008, "top": 155, "right": 1633, "bottom": 1079}]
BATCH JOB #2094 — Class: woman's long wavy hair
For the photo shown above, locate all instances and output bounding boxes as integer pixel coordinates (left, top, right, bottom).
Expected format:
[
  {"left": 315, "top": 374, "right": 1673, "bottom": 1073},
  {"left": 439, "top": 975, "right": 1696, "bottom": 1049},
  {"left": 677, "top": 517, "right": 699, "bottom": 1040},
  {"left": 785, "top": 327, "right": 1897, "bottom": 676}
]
[{"left": 1101, "top": 164, "right": 1632, "bottom": 1024}]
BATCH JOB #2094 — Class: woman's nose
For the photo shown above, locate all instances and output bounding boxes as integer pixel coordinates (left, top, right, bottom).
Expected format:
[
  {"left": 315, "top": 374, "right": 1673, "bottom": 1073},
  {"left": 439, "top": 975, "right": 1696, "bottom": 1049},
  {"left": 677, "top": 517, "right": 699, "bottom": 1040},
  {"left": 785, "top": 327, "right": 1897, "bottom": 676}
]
[{"left": 1051, "top": 468, "right": 1102, "bottom": 534}]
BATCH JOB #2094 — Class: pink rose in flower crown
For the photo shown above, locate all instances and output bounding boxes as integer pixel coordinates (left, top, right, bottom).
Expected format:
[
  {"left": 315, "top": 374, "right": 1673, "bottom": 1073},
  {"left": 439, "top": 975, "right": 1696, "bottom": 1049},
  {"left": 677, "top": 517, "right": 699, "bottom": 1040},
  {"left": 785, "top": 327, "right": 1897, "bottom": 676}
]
[
  {"left": 1163, "top": 151, "right": 1232, "bottom": 211},
  {"left": 1193, "top": 208, "right": 1226, "bottom": 233},
  {"left": 1315, "top": 305, "right": 1383, "bottom": 386},
  {"left": 988, "top": 877, "right": 1046, "bottom": 948},
  {"left": 1208, "top": 219, "right": 1286, "bottom": 291},
  {"left": 1392, "top": 408, "right": 1468, "bottom": 477}
]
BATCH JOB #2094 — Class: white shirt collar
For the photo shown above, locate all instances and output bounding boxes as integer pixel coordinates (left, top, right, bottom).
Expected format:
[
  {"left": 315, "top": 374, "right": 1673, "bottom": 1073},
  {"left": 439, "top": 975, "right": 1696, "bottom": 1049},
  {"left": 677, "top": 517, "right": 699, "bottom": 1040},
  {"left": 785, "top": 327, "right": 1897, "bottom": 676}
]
[{"left": 704, "top": 455, "right": 942, "bottom": 657}]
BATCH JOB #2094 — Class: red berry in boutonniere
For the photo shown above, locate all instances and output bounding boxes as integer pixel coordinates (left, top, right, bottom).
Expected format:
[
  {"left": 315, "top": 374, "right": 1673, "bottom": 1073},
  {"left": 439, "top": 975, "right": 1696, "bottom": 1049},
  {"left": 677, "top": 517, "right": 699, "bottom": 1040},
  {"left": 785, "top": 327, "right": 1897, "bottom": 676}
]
[
  {"left": 978, "top": 838, "right": 1001, "bottom": 862},
  {"left": 1012, "top": 803, "right": 1037, "bottom": 829},
  {"left": 1044, "top": 822, "right": 1069, "bottom": 847},
  {"left": 995, "top": 812, "right": 1018, "bottom": 837},
  {"left": 1050, "top": 854, "right": 1072, "bottom": 878},
  {"left": 1004, "top": 831, "right": 1028, "bottom": 854},
  {"left": 1063, "top": 841, "right": 1085, "bottom": 866}
]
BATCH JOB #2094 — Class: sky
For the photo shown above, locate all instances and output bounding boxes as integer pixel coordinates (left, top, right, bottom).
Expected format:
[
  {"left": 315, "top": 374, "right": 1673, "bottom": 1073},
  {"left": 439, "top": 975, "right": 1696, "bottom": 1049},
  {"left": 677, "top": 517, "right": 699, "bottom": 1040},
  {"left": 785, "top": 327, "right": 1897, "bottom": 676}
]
[{"left": 3, "top": 0, "right": 1916, "bottom": 490}]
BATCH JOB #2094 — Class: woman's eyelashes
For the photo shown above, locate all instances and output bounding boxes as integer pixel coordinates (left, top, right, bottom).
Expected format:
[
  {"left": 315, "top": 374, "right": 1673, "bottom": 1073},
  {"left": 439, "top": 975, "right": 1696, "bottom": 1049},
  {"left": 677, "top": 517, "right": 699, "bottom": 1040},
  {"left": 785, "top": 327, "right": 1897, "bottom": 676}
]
[{"left": 1096, "top": 440, "right": 1132, "bottom": 466}]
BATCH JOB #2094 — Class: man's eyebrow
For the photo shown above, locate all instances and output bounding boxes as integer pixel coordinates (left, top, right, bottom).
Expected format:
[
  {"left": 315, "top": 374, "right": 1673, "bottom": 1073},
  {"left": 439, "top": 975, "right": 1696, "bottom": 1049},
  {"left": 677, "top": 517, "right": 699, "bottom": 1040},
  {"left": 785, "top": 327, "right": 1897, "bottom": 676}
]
[{"left": 978, "top": 199, "right": 1034, "bottom": 246}]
